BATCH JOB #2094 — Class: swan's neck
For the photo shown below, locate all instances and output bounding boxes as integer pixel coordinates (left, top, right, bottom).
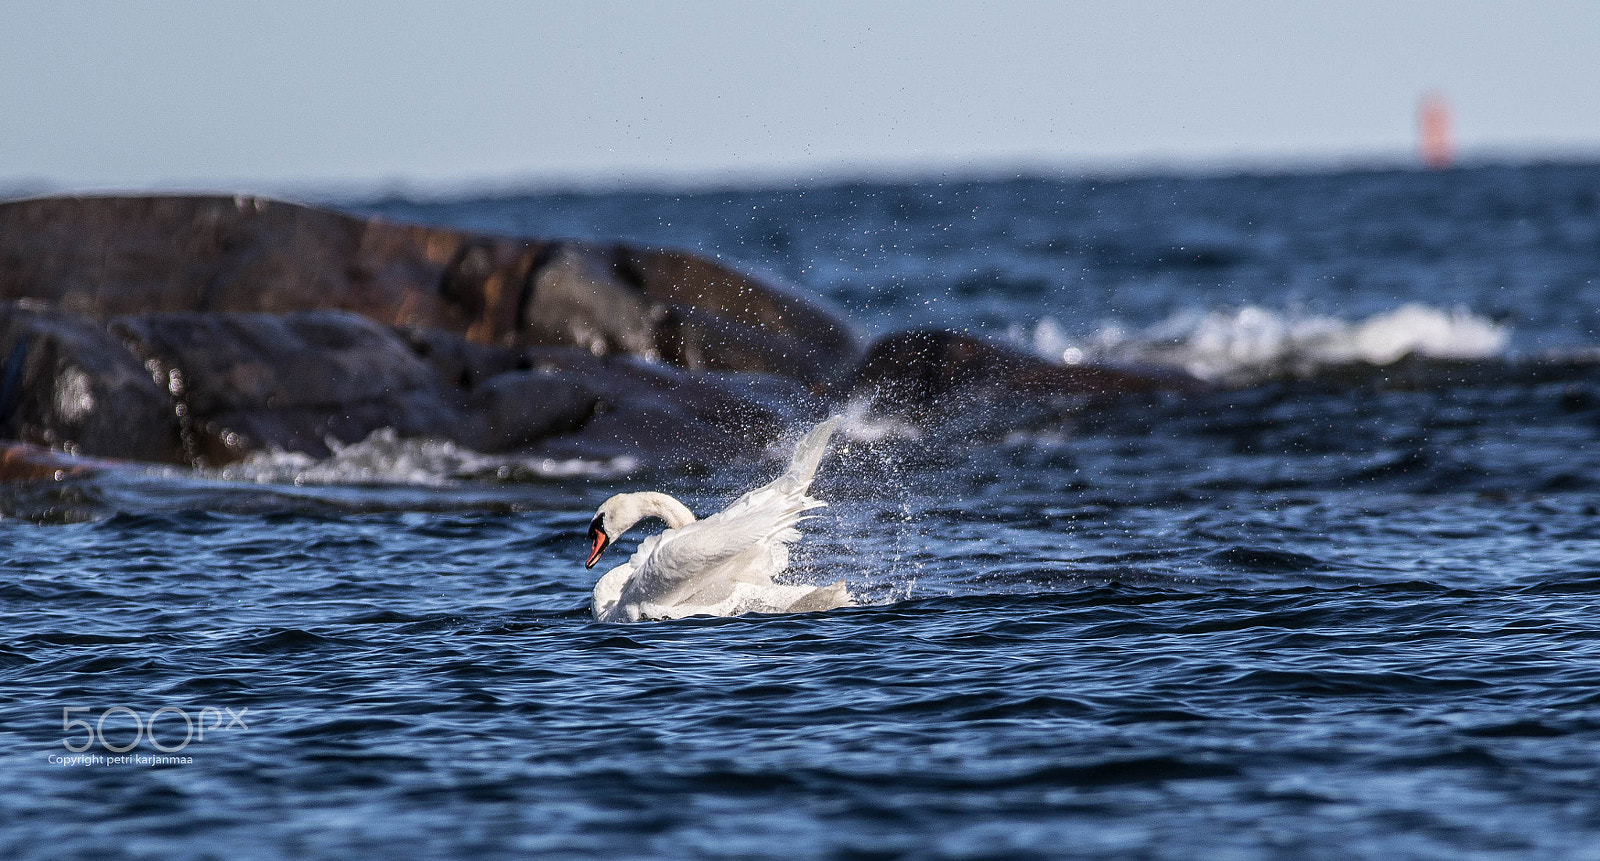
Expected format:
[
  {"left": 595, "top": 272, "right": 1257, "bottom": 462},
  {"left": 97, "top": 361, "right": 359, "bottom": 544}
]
[{"left": 608, "top": 491, "right": 697, "bottom": 535}]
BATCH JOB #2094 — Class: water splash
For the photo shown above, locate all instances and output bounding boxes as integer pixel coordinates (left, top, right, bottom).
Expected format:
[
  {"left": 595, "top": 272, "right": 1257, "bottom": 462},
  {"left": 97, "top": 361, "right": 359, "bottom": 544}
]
[
  {"left": 833, "top": 396, "right": 922, "bottom": 443},
  {"left": 785, "top": 406, "right": 928, "bottom": 606},
  {"left": 1024, "top": 304, "right": 1510, "bottom": 385}
]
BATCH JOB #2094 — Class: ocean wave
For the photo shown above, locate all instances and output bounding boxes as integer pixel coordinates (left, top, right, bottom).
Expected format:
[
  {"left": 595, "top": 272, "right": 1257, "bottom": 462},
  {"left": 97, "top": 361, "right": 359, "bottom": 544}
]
[
  {"left": 208, "top": 428, "right": 640, "bottom": 487},
  {"left": 1020, "top": 304, "right": 1511, "bottom": 385}
]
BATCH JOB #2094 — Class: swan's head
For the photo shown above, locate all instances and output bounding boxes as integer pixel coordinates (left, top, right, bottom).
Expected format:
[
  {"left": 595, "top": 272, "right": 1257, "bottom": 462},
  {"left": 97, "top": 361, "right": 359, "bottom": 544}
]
[{"left": 584, "top": 492, "right": 697, "bottom": 569}]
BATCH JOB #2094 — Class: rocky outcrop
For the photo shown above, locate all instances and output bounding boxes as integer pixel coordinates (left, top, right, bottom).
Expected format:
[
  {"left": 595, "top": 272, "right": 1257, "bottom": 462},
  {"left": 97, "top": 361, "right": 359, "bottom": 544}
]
[
  {"left": 0, "top": 304, "right": 819, "bottom": 471},
  {"left": 0, "top": 304, "right": 184, "bottom": 463},
  {"left": 0, "top": 195, "right": 859, "bottom": 384},
  {"left": 0, "top": 194, "right": 1197, "bottom": 480},
  {"left": 112, "top": 310, "right": 465, "bottom": 464}
]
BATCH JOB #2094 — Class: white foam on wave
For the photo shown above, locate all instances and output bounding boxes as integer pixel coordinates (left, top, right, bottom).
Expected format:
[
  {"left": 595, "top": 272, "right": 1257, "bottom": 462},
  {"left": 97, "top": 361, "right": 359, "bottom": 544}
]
[
  {"left": 1023, "top": 304, "right": 1510, "bottom": 384},
  {"left": 210, "top": 428, "right": 639, "bottom": 487}
]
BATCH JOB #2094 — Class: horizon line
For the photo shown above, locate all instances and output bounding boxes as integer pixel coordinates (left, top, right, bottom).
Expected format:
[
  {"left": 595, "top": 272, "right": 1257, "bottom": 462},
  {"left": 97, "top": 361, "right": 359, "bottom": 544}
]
[{"left": 5, "top": 145, "right": 1599, "bottom": 205}]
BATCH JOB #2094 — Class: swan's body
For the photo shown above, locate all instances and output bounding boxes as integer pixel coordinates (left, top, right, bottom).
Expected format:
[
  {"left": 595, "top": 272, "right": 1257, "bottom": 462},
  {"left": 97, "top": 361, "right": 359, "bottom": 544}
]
[{"left": 586, "top": 416, "right": 851, "bottom": 622}]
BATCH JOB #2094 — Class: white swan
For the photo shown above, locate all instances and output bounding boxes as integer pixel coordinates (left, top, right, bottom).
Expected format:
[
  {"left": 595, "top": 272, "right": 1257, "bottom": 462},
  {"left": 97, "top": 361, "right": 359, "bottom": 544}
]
[{"left": 585, "top": 416, "right": 852, "bottom": 622}]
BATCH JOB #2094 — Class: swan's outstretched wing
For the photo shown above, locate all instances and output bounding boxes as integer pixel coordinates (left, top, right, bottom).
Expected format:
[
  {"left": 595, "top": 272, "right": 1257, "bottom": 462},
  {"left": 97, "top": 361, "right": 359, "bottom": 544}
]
[
  {"left": 659, "top": 415, "right": 840, "bottom": 572},
  {"left": 622, "top": 416, "right": 841, "bottom": 604},
  {"left": 747, "top": 414, "right": 842, "bottom": 501}
]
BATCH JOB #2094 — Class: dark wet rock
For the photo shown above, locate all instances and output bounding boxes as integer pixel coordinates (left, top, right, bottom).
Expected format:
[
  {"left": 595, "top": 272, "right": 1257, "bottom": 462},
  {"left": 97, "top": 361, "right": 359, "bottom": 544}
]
[
  {"left": 396, "top": 331, "right": 819, "bottom": 462},
  {"left": 112, "top": 310, "right": 467, "bottom": 463},
  {"left": 507, "top": 349, "right": 819, "bottom": 467},
  {"left": 846, "top": 328, "right": 1201, "bottom": 426},
  {"left": 396, "top": 326, "right": 527, "bottom": 391},
  {"left": 114, "top": 311, "right": 439, "bottom": 418},
  {"left": 0, "top": 303, "right": 184, "bottom": 463},
  {"left": 466, "top": 370, "right": 600, "bottom": 453},
  {"left": 0, "top": 299, "right": 819, "bottom": 471},
  {"left": 103, "top": 309, "right": 817, "bottom": 468}
]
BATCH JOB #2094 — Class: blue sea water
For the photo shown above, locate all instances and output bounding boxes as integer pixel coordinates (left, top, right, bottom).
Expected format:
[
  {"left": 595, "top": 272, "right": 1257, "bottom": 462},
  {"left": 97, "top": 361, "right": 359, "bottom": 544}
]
[{"left": 6, "top": 163, "right": 1600, "bottom": 859}]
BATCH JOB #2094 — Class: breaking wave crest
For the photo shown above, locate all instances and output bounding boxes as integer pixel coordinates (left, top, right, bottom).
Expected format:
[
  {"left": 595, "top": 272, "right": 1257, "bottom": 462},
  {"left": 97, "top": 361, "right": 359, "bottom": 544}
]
[
  {"left": 209, "top": 428, "right": 639, "bottom": 487},
  {"left": 1020, "top": 304, "right": 1511, "bottom": 385}
]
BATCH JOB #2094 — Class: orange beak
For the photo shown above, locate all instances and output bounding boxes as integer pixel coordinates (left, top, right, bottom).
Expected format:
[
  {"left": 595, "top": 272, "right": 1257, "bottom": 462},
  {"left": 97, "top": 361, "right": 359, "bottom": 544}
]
[{"left": 585, "top": 524, "right": 610, "bottom": 569}]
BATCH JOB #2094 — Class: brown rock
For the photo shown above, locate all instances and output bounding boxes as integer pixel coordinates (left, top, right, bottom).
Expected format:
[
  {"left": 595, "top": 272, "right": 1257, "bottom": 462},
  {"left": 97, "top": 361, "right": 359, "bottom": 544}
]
[
  {"left": 616, "top": 246, "right": 859, "bottom": 384},
  {"left": 0, "top": 194, "right": 466, "bottom": 325},
  {"left": 0, "top": 195, "right": 860, "bottom": 382},
  {"left": 0, "top": 440, "right": 103, "bottom": 483}
]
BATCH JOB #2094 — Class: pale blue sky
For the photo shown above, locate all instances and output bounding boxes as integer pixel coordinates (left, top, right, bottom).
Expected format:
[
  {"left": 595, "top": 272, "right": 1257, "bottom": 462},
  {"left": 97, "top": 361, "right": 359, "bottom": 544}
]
[{"left": 3, "top": 1, "right": 1598, "bottom": 192}]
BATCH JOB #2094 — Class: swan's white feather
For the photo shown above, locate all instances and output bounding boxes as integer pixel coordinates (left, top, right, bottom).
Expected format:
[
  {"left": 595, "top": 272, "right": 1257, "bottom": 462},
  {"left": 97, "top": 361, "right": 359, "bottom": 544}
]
[{"left": 589, "top": 416, "right": 849, "bottom": 622}]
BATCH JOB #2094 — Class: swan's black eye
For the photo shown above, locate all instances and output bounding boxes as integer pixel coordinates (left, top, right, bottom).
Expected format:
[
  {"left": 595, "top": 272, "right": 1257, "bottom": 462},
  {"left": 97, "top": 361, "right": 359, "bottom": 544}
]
[{"left": 588, "top": 513, "right": 605, "bottom": 536}]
